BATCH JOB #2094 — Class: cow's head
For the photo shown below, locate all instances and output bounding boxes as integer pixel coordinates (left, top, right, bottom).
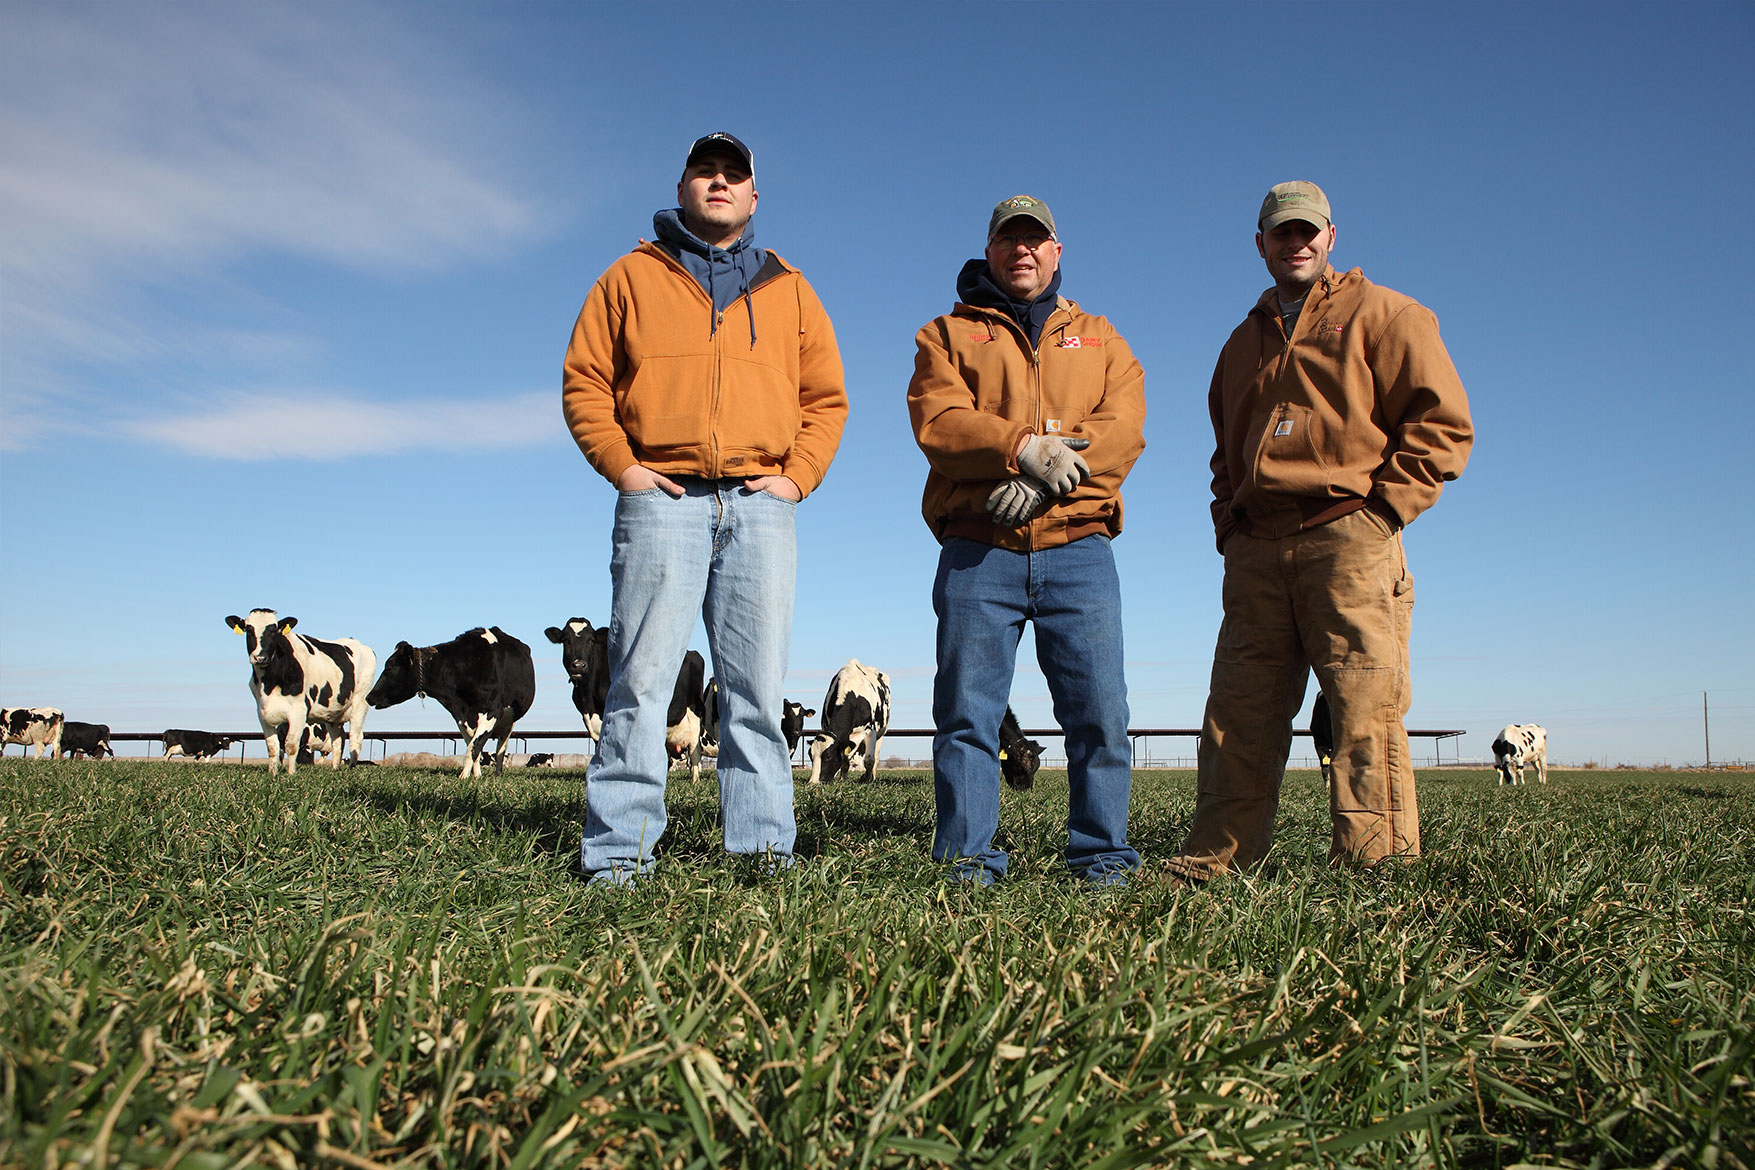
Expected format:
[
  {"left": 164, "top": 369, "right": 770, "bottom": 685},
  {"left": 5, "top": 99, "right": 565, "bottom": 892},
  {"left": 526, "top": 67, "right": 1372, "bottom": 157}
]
[
  {"left": 808, "top": 732, "right": 858, "bottom": 782},
  {"left": 225, "top": 609, "right": 296, "bottom": 668},
  {"left": 366, "top": 641, "right": 422, "bottom": 709},
  {"left": 545, "top": 619, "right": 606, "bottom": 684},
  {"left": 999, "top": 734, "right": 1043, "bottom": 791}
]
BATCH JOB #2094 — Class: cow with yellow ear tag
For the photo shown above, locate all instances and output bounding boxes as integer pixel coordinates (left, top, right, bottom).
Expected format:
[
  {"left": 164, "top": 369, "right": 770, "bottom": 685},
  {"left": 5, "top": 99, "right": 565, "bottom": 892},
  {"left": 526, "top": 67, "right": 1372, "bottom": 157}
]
[{"left": 223, "top": 608, "right": 375, "bottom": 774}]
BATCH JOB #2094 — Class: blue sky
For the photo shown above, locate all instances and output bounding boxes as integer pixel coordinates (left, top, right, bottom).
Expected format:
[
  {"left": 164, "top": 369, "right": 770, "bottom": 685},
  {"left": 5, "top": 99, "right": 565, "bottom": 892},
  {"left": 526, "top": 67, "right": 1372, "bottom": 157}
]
[{"left": 3, "top": 0, "right": 1750, "bottom": 767}]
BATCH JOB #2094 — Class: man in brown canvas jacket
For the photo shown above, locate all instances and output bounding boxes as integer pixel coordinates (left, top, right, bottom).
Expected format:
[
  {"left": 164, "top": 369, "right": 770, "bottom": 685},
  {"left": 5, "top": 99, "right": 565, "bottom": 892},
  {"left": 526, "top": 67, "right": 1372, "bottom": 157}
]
[{"left": 1168, "top": 181, "right": 1473, "bottom": 881}]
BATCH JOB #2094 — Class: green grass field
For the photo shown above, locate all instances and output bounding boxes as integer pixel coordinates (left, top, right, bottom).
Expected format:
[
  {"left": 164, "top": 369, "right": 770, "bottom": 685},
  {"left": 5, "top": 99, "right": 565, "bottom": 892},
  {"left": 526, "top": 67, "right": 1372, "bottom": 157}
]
[{"left": 2, "top": 758, "right": 1750, "bottom": 1168}]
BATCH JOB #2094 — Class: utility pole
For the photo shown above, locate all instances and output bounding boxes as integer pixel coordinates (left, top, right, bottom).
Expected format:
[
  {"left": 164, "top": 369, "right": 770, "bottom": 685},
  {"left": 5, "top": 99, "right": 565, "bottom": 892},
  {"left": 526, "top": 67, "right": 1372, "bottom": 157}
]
[{"left": 1704, "top": 691, "right": 1711, "bottom": 769}]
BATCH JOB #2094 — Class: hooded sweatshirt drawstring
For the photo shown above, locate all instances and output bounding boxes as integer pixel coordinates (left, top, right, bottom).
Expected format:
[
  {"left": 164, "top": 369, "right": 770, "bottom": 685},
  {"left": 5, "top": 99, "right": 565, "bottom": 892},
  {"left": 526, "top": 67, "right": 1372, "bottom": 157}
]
[{"left": 652, "top": 209, "right": 764, "bottom": 348}]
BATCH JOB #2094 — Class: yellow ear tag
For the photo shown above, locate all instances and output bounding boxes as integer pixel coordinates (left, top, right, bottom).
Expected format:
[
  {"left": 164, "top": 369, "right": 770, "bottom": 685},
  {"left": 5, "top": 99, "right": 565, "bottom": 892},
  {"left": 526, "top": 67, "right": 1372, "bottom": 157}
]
[
  {"left": 998, "top": 749, "right": 1009, "bottom": 760},
  {"left": 231, "top": 625, "right": 243, "bottom": 634}
]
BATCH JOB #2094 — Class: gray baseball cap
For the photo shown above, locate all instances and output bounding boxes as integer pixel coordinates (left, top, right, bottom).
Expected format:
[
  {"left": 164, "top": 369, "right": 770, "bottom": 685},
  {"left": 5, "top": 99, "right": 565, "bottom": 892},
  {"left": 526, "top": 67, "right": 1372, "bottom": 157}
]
[
  {"left": 1258, "top": 181, "right": 1331, "bottom": 231},
  {"left": 988, "top": 194, "right": 1057, "bottom": 241}
]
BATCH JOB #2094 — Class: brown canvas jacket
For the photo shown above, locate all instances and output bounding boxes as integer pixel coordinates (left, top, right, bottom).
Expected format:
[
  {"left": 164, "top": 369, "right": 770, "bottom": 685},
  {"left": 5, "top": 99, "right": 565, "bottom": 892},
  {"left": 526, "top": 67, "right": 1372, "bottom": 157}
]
[
  {"left": 1209, "top": 265, "right": 1473, "bottom": 549},
  {"left": 909, "top": 297, "right": 1146, "bottom": 551},
  {"left": 562, "top": 242, "right": 847, "bottom": 497}
]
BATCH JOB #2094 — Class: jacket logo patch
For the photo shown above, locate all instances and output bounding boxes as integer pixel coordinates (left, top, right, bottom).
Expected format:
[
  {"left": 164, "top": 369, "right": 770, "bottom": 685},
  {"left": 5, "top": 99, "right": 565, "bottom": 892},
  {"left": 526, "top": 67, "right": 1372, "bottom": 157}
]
[
  {"left": 1056, "top": 336, "right": 1102, "bottom": 348},
  {"left": 1045, "top": 419, "right": 1062, "bottom": 433},
  {"left": 969, "top": 332, "right": 995, "bottom": 342},
  {"left": 1274, "top": 420, "right": 1294, "bottom": 437}
]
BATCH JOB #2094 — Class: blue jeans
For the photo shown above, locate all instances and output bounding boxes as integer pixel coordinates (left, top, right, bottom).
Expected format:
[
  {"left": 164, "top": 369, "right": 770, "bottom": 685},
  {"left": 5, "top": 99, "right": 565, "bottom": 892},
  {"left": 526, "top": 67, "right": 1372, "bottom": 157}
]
[
  {"left": 581, "top": 479, "right": 798, "bottom": 883},
  {"left": 931, "top": 536, "right": 1137, "bottom": 885}
]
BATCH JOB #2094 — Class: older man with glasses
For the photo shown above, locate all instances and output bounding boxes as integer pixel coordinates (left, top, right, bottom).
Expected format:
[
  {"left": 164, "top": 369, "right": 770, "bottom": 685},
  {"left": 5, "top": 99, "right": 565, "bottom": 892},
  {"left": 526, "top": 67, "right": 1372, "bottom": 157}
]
[{"left": 907, "top": 195, "right": 1148, "bottom": 888}]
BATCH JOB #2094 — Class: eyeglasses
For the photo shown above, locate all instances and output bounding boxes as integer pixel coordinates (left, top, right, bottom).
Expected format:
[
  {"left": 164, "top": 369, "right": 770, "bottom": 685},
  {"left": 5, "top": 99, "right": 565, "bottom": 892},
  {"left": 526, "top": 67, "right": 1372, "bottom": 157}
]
[{"left": 990, "top": 232, "right": 1054, "bottom": 252}]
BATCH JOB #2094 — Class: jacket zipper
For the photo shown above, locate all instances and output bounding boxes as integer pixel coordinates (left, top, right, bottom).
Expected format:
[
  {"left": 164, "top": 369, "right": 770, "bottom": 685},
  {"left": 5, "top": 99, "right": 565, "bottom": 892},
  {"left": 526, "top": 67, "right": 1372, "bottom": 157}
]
[
  {"left": 981, "top": 302, "right": 1069, "bottom": 551},
  {"left": 642, "top": 243, "right": 789, "bottom": 480}
]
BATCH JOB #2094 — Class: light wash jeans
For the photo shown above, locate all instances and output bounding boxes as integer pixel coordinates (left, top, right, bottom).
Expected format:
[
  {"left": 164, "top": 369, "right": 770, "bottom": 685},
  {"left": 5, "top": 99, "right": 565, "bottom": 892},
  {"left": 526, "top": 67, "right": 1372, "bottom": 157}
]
[
  {"left": 930, "top": 536, "right": 1138, "bottom": 886},
  {"left": 581, "top": 479, "right": 798, "bottom": 884}
]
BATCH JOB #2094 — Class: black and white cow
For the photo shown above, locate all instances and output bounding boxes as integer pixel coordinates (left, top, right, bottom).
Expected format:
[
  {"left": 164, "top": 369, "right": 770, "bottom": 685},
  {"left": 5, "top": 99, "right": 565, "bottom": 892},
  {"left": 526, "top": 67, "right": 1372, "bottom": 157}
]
[
  {"left": 698, "top": 678, "right": 816, "bottom": 763},
  {"left": 224, "top": 609, "right": 376, "bottom": 775},
  {"left": 666, "top": 650, "right": 707, "bottom": 782},
  {"left": 162, "top": 729, "right": 235, "bottom": 760},
  {"left": 782, "top": 700, "right": 816, "bottom": 754},
  {"left": 525, "top": 752, "right": 556, "bottom": 768},
  {"left": 366, "top": 627, "right": 537, "bottom": 780},
  {"left": 808, "top": 660, "right": 891, "bottom": 784},
  {"left": 998, "top": 707, "right": 1043, "bottom": 791},
  {"left": 3, "top": 707, "right": 65, "bottom": 758},
  {"left": 1310, "top": 691, "right": 1335, "bottom": 784},
  {"left": 59, "top": 721, "right": 113, "bottom": 759},
  {"left": 545, "top": 619, "right": 609, "bottom": 739},
  {"left": 1493, "top": 723, "right": 1548, "bottom": 786}
]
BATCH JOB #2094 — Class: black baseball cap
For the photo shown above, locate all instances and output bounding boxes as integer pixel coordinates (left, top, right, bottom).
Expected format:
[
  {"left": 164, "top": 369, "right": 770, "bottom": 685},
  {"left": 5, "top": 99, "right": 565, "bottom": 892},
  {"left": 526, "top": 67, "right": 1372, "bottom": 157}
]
[{"left": 684, "top": 132, "right": 754, "bottom": 175}]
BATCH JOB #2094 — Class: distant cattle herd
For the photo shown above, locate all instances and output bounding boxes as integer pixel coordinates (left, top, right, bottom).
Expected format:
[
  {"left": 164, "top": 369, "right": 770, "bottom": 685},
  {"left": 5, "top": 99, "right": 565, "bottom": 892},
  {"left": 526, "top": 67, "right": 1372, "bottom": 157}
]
[
  {"left": 5, "top": 610, "right": 997, "bottom": 783},
  {"left": 5, "top": 615, "right": 1535, "bottom": 780}
]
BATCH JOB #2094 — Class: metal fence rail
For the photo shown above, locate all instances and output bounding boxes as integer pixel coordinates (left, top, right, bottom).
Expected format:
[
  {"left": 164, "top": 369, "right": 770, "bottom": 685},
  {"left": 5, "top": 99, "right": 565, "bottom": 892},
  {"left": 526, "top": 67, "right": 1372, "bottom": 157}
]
[{"left": 73, "top": 726, "right": 1468, "bottom": 767}]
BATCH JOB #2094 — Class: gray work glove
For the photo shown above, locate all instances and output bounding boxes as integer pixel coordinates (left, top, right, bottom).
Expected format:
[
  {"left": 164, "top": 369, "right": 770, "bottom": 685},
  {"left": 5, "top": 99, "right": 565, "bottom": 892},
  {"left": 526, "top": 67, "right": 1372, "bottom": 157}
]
[
  {"left": 985, "top": 475, "right": 1049, "bottom": 527},
  {"left": 1017, "top": 435, "right": 1091, "bottom": 496}
]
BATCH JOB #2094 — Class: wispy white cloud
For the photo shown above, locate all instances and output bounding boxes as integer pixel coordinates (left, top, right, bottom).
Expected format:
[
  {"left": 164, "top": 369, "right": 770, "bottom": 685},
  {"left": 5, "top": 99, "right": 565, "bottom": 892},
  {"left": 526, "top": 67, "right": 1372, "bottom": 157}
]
[
  {"left": 126, "top": 389, "right": 557, "bottom": 460},
  {"left": 0, "top": 1, "right": 552, "bottom": 447}
]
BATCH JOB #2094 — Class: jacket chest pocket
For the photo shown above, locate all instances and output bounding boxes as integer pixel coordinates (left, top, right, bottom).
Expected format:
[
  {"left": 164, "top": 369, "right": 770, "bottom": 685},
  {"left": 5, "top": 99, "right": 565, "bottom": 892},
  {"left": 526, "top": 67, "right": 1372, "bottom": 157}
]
[{"left": 1040, "top": 345, "right": 1108, "bottom": 417}]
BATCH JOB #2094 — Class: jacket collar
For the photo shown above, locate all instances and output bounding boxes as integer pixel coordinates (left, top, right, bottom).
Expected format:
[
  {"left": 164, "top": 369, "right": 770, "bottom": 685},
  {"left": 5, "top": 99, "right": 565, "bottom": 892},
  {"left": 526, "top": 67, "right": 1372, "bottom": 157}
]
[{"left": 1252, "top": 264, "right": 1349, "bottom": 318}]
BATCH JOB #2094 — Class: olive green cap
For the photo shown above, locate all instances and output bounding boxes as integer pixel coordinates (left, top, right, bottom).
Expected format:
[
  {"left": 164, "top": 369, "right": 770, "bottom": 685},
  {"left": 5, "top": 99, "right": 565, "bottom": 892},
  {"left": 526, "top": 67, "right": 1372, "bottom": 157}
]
[
  {"left": 1258, "top": 180, "right": 1331, "bottom": 231},
  {"left": 987, "top": 194, "right": 1057, "bottom": 241}
]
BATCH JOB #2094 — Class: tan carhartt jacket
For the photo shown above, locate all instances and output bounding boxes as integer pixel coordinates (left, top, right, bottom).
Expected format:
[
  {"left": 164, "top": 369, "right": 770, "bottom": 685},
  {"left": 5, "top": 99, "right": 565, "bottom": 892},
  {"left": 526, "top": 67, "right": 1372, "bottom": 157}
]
[
  {"left": 562, "top": 243, "right": 847, "bottom": 497},
  {"left": 1209, "top": 265, "right": 1473, "bottom": 549},
  {"left": 909, "top": 297, "right": 1146, "bottom": 551}
]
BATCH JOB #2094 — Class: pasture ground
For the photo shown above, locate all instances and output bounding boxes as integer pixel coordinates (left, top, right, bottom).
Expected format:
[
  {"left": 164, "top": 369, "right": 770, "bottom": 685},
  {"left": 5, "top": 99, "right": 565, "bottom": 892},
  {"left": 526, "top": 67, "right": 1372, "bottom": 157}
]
[{"left": 2, "top": 759, "right": 1750, "bottom": 1168}]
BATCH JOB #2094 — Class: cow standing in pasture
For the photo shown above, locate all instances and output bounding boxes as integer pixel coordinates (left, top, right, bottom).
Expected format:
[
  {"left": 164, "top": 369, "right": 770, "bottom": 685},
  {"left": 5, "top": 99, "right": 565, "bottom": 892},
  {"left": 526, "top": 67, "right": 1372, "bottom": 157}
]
[
  {"left": 1493, "top": 724, "right": 1549, "bottom": 786},
  {"left": 162, "top": 729, "right": 235, "bottom": 760},
  {"left": 665, "top": 651, "right": 708, "bottom": 782},
  {"left": 998, "top": 708, "right": 1043, "bottom": 791},
  {"left": 1310, "top": 692, "right": 1335, "bottom": 784},
  {"left": 2, "top": 707, "right": 64, "bottom": 758},
  {"left": 808, "top": 660, "right": 891, "bottom": 784},
  {"left": 224, "top": 609, "right": 375, "bottom": 775},
  {"left": 366, "top": 627, "right": 537, "bottom": 780},
  {"left": 545, "top": 618, "right": 610, "bottom": 739},
  {"left": 59, "top": 721, "right": 112, "bottom": 759},
  {"left": 699, "top": 679, "right": 815, "bottom": 766}
]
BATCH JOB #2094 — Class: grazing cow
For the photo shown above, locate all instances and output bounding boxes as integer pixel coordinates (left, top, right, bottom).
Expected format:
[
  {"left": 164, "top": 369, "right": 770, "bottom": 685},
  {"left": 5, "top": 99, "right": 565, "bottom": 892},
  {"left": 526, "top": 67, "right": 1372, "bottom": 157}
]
[
  {"left": 367, "top": 627, "right": 537, "bottom": 780},
  {"left": 224, "top": 609, "right": 376, "bottom": 775},
  {"left": 59, "top": 721, "right": 113, "bottom": 759},
  {"left": 1310, "top": 691, "right": 1335, "bottom": 784},
  {"left": 2, "top": 707, "right": 64, "bottom": 758},
  {"left": 1493, "top": 724, "right": 1549, "bottom": 786},
  {"left": 998, "top": 707, "right": 1043, "bottom": 791},
  {"left": 808, "top": 660, "right": 891, "bottom": 784},
  {"left": 545, "top": 619, "right": 609, "bottom": 739},
  {"left": 526, "top": 752, "right": 556, "bottom": 768},
  {"left": 162, "top": 729, "right": 235, "bottom": 760},
  {"left": 665, "top": 650, "right": 707, "bottom": 782}
]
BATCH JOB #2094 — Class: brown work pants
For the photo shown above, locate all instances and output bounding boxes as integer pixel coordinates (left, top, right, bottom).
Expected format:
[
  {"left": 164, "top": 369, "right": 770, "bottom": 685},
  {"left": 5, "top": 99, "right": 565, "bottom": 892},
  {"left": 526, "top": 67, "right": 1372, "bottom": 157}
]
[{"left": 1170, "top": 509, "right": 1418, "bottom": 879}]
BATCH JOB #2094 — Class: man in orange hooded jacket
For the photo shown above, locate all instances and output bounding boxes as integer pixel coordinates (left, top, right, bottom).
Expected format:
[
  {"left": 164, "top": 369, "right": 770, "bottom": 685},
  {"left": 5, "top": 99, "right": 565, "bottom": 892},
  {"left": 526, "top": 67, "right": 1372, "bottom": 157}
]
[{"left": 562, "top": 132, "right": 847, "bottom": 885}]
